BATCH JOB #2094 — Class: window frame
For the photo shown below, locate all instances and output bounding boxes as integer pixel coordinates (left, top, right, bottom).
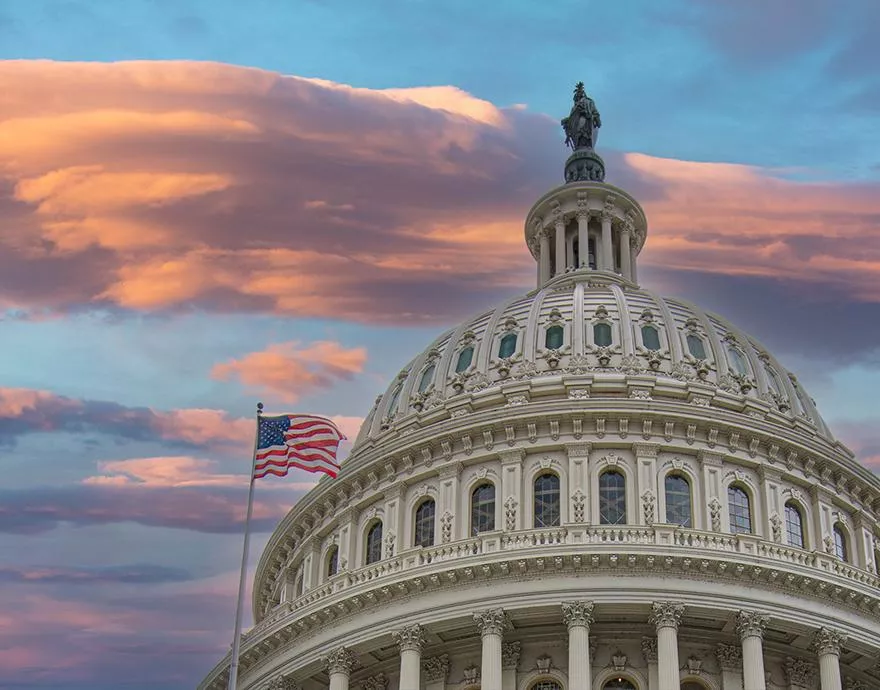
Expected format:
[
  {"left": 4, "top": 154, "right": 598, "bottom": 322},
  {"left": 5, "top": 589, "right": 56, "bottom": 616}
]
[
  {"left": 783, "top": 501, "right": 805, "bottom": 549},
  {"left": 727, "top": 484, "right": 753, "bottom": 535},
  {"left": 417, "top": 364, "right": 436, "bottom": 393},
  {"left": 545, "top": 324, "right": 565, "bottom": 350},
  {"left": 413, "top": 498, "right": 436, "bottom": 548},
  {"left": 471, "top": 482, "right": 497, "bottom": 536},
  {"left": 598, "top": 470, "right": 627, "bottom": 525},
  {"left": 454, "top": 346, "right": 475, "bottom": 374},
  {"left": 833, "top": 523, "right": 849, "bottom": 562},
  {"left": 326, "top": 545, "right": 339, "bottom": 579},
  {"left": 365, "top": 520, "right": 384, "bottom": 565},
  {"left": 640, "top": 324, "right": 661, "bottom": 351},
  {"left": 664, "top": 473, "right": 692, "bottom": 527},
  {"left": 533, "top": 472, "right": 561, "bottom": 528},
  {"left": 498, "top": 332, "right": 517, "bottom": 359},
  {"left": 686, "top": 333, "right": 707, "bottom": 360},
  {"left": 593, "top": 322, "right": 613, "bottom": 348}
]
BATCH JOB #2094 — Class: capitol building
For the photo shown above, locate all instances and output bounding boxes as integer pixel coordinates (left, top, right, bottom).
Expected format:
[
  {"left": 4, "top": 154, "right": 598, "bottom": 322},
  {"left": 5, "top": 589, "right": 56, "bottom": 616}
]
[{"left": 198, "top": 85, "right": 880, "bottom": 690}]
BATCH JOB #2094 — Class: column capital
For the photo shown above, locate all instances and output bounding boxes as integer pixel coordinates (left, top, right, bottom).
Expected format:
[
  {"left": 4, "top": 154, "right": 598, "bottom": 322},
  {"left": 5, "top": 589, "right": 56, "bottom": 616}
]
[
  {"left": 715, "top": 643, "right": 742, "bottom": 671},
  {"left": 324, "top": 646, "right": 358, "bottom": 676},
  {"left": 561, "top": 601, "right": 594, "bottom": 629},
  {"left": 784, "top": 656, "right": 816, "bottom": 688},
  {"left": 474, "top": 608, "right": 511, "bottom": 637},
  {"left": 650, "top": 601, "right": 684, "bottom": 630},
  {"left": 502, "top": 641, "right": 521, "bottom": 670},
  {"left": 266, "top": 676, "right": 301, "bottom": 690},
  {"left": 812, "top": 627, "right": 847, "bottom": 657},
  {"left": 360, "top": 673, "right": 388, "bottom": 690},
  {"left": 641, "top": 637, "right": 658, "bottom": 664},
  {"left": 393, "top": 624, "right": 426, "bottom": 653},
  {"left": 422, "top": 654, "right": 450, "bottom": 682},
  {"left": 736, "top": 610, "right": 770, "bottom": 640}
]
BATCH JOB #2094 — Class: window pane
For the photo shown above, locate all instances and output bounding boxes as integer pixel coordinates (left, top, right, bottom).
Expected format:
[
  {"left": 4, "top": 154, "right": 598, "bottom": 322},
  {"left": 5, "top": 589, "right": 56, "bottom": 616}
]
[
  {"left": 545, "top": 325, "right": 564, "bottom": 350},
  {"left": 833, "top": 526, "right": 848, "bottom": 562},
  {"left": 602, "top": 680, "right": 636, "bottom": 690},
  {"left": 784, "top": 502, "right": 804, "bottom": 548},
  {"left": 686, "top": 334, "right": 706, "bottom": 360},
  {"left": 417, "top": 364, "right": 435, "bottom": 393},
  {"left": 534, "top": 473, "right": 561, "bottom": 528},
  {"left": 499, "top": 333, "right": 517, "bottom": 359},
  {"left": 599, "top": 471, "right": 626, "bottom": 525},
  {"left": 366, "top": 522, "right": 383, "bottom": 564},
  {"left": 455, "top": 347, "right": 474, "bottom": 373},
  {"left": 641, "top": 325, "right": 661, "bottom": 351},
  {"left": 327, "top": 547, "right": 339, "bottom": 577},
  {"left": 471, "top": 483, "right": 496, "bottom": 535},
  {"left": 414, "top": 499, "right": 435, "bottom": 548},
  {"left": 594, "top": 322, "right": 612, "bottom": 347},
  {"left": 386, "top": 386, "right": 402, "bottom": 416},
  {"left": 665, "top": 474, "right": 692, "bottom": 527},
  {"left": 727, "top": 347, "right": 748, "bottom": 375},
  {"left": 728, "top": 486, "right": 752, "bottom": 534}
]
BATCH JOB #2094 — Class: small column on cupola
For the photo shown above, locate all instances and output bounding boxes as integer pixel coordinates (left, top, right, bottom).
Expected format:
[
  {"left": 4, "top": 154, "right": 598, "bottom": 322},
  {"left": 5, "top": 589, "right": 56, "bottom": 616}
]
[{"left": 525, "top": 82, "right": 648, "bottom": 288}]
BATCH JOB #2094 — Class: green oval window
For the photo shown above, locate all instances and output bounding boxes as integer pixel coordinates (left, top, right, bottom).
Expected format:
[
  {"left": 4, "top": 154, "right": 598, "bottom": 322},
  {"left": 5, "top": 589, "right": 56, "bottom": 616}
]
[
  {"left": 545, "top": 325, "right": 564, "bottom": 349},
  {"left": 641, "top": 325, "right": 660, "bottom": 351},
  {"left": 498, "top": 333, "right": 517, "bottom": 358},
  {"left": 593, "top": 322, "right": 612, "bottom": 347},
  {"left": 455, "top": 346, "right": 474, "bottom": 373}
]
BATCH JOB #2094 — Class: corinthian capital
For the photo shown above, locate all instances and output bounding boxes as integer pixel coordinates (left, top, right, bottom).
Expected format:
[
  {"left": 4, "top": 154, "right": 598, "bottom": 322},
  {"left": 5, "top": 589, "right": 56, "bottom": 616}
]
[
  {"left": 649, "top": 601, "right": 684, "bottom": 630},
  {"left": 813, "top": 627, "right": 847, "bottom": 657},
  {"left": 641, "top": 637, "right": 658, "bottom": 664},
  {"left": 422, "top": 654, "right": 450, "bottom": 682},
  {"left": 715, "top": 643, "right": 742, "bottom": 671},
  {"left": 561, "top": 601, "right": 594, "bottom": 629},
  {"left": 393, "top": 624, "right": 426, "bottom": 653},
  {"left": 474, "top": 608, "right": 511, "bottom": 637},
  {"left": 784, "top": 657, "right": 816, "bottom": 688},
  {"left": 324, "top": 646, "right": 358, "bottom": 676},
  {"left": 266, "top": 676, "right": 301, "bottom": 690},
  {"left": 502, "top": 641, "right": 521, "bottom": 670},
  {"left": 736, "top": 610, "right": 770, "bottom": 640}
]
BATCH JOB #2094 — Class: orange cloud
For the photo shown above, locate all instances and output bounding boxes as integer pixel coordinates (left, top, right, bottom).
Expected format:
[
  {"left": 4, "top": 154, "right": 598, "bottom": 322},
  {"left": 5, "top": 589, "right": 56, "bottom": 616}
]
[{"left": 211, "top": 340, "right": 367, "bottom": 402}]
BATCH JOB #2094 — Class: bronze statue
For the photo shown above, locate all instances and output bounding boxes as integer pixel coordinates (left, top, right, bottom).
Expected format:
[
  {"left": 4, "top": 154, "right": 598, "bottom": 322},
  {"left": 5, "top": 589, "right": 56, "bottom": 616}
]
[{"left": 562, "top": 82, "right": 602, "bottom": 151}]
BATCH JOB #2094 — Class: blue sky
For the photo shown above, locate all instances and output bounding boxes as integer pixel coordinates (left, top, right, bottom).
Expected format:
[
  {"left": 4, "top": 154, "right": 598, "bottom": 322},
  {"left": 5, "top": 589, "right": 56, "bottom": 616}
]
[{"left": 1, "top": 1, "right": 879, "bottom": 688}]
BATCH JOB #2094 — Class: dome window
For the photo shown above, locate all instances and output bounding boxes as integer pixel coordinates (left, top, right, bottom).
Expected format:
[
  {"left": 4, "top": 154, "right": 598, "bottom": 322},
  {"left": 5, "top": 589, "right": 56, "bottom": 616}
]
[
  {"left": 386, "top": 385, "right": 402, "bottom": 416},
  {"left": 727, "top": 485, "right": 752, "bottom": 534},
  {"left": 602, "top": 680, "right": 636, "bottom": 690},
  {"left": 455, "top": 346, "right": 474, "bottom": 373},
  {"left": 414, "top": 498, "right": 436, "bottom": 548},
  {"left": 471, "top": 483, "right": 496, "bottom": 535},
  {"left": 599, "top": 470, "right": 626, "bottom": 525},
  {"left": 593, "top": 322, "right": 612, "bottom": 347},
  {"left": 686, "top": 334, "right": 706, "bottom": 360},
  {"left": 326, "top": 546, "right": 339, "bottom": 578},
  {"left": 664, "top": 474, "right": 692, "bottom": 527},
  {"left": 534, "top": 473, "right": 561, "bottom": 528},
  {"left": 727, "top": 347, "right": 749, "bottom": 376},
  {"left": 784, "top": 502, "right": 805, "bottom": 549},
  {"left": 545, "top": 325, "right": 564, "bottom": 350},
  {"left": 498, "top": 333, "right": 517, "bottom": 359},
  {"left": 641, "top": 325, "right": 661, "bottom": 351},
  {"left": 365, "top": 521, "right": 383, "bottom": 565},
  {"left": 833, "top": 524, "right": 848, "bottom": 562},
  {"left": 417, "top": 364, "right": 436, "bottom": 393}
]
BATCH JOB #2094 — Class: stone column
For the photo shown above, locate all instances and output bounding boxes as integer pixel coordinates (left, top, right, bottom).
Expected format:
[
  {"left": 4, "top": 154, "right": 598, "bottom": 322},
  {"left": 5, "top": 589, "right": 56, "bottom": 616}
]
[
  {"left": 539, "top": 229, "right": 551, "bottom": 285},
  {"left": 563, "top": 601, "right": 594, "bottom": 690},
  {"left": 555, "top": 218, "right": 566, "bottom": 276},
  {"left": 650, "top": 602, "right": 684, "bottom": 690},
  {"left": 716, "top": 643, "right": 744, "bottom": 690},
  {"left": 642, "top": 638, "right": 659, "bottom": 690},
  {"left": 736, "top": 611, "right": 769, "bottom": 690},
  {"left": 394, "top": 624, "right": 425, "bottom": 690},
  {"left": 324, "top": 646, "right": 357, "bottom": 690},
  {"left": 474, "top": 608, "right": 510, "bottom": 690},
  {"left": 423, "top": 654, "right": 450, "bottom": 690},
  {"left": 600, "top": 210, "right": 613, "bottom": 271},
  {"left": 813, "top": 628, "right": 846, "bottom": 690},
  {"left": 620, "top": 224, "right": 632, "bottom": 279},
  {"left": 502, "top": 642, "right": 521, "bottom": 690},
  {"left": 785, "top": 656, "right": 816, "bottom": 690},
  {"left": 577, "top": 211, "right": 589, "bottom": 269}
]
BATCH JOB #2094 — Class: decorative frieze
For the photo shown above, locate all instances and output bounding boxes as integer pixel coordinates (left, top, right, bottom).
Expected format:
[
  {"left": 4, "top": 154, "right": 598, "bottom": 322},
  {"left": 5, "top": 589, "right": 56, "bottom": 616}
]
[
  {"left": 422, "top": 654, "right": 450, "bottom": 682},
  {"left": 561, "top": 600, "right": 595, "bottom": 629},
  {"left": 474, "top": 608, "right": 511, "bottom": 637},
  {"left": 650, "top": 601, "right": 684, "bottom": 629},
  {"left": 393, "top": 624, "right": 425, "bottom": 652}
]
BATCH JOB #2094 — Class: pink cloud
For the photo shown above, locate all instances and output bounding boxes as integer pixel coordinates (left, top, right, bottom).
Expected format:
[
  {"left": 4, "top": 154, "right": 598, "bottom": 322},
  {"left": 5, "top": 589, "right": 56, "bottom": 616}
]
[{"left": 210, "top": 340, "right": 367, "bottom": 402}]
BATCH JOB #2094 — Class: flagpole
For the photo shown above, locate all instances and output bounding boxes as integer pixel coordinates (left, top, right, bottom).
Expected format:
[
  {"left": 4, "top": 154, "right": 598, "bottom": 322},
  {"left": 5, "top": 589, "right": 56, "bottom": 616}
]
[{"left": 227, "top": 401, "right": 263, "bottom": 690}]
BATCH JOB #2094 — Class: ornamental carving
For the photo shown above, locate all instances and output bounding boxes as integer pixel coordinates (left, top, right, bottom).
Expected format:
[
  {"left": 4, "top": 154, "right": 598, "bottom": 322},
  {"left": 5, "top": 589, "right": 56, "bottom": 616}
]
[
  {"left": 736, "top": 610, "right": 770, "bottom": 640},
  {"left": 569, "top": 387, "right": 591, "bottom": 400},
  {"left": 324, "top": 646, "right": 357, "bottom": 675},
  {"left": 502, "top": 641, "right": 521, "bottom": 670},
  {"left": 462, "top": 665, "right": 480, "bottom": 684},
  {"left": 514, "top": 359, "right": 540, "bottom": 379},
  {"left": 393, "top": 624, "right": 425, "bottom": 652},
  {"left": 671, "top": 362, "right": 695, "bottom": 381},
  {"left": 572, "top": 489, "right": 586, "bottom": 523},
  {"left": 536, "top": 654, "right": 553, "bottom": 673},
  {"left": 641, "top": 637, "right": 658, "bottom": 663},
  {"left": 440, "top": 512, "right": 453, "bottom": 543},
  {"left": 619, "top": 354, "right": 643, "bottom": 375},
  {"left": 422, "top": 654, "right": 450, "bottom": 682},
  {"left": 686, "top": 656, "right": 703, "bottom": 675},
  {"left": 845, "top": 679, "right": 870, "bottom": 690},
  {"left": 770, "top": 512, "right": 783, "bottom": 543},
  {"left": 566, "top": 354, "right": 591, "bottom": 375},
  {"left": 813, "top": 627, "right": 847, "bottom": 656},
  {"left": 360, "top": 674, "right": 388, "bottom": 690},
  {"left": 265, "top": 676, "right": 301, "bottom": 690},
  {"left": 466, "top": 371, "right": 492, "bottom": 392},
  {"left": 384, "top": 530, "right": 396, "bottom": 558},
  {"left": 474, "top": 608, "right": 511, "bottom": 637},
  {"left": 504, "top": 496, "right": 518, "bottom": 531},
  {"left": 561, "top": 600, "right": 595, "bottom": 629},
  {"left": 611, "top": 651, "right": 627, "bottom": 671},
  {"left": 650, "top": 601, "right": 684, "bottom": 629},
  {"left": 785, "top": 657, "right": 816, "bottom": 688},
  {"left": 715, "top": 643, "right": 742, "bottom": 671},
  {"left": 708, "top": 497, "right": 723, "bottom": 532},
  {"left": 641, "top": 489, "right": 656, "bottom": 526}
]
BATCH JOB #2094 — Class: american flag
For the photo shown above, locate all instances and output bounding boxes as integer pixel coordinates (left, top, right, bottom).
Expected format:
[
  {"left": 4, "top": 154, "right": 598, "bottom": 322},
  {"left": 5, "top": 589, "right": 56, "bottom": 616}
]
[{"left": 254, "top": 414, "right": 345, "bottom": 479}]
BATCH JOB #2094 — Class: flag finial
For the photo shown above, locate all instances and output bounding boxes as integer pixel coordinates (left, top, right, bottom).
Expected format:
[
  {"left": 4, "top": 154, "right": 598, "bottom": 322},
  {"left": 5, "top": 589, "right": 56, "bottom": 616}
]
[{"left": 257, "top": 402, "right": 264, "bottom": 415}]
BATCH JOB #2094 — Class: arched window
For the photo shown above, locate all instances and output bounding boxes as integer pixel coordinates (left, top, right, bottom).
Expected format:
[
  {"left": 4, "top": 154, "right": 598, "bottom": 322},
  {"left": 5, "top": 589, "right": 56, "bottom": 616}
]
[
  {"left": 602, "top": 680, "right": 637, "bottom": 690},
  {"left": 455, "top": 346, "right": 474, "bottom": 373},
  {"left": 594, "top": 322, "right": 612, "bottom": 347},
  {"left": 728, "top": 485, "right": 752, "bottom": 534},
  {"left": 417, "top": 364, "right": 436, "bottom": 393},
  {"left": 386, "top": 386, "right": 402, "bottom": 416},
  {"left": 534, "top": 473, "right": 561, "bottom": 528},
  {"left": 499, "top": 333, "right": 517, "bottom": 359},
  {"left": 530, "top": 683, "right": 563, "bottom": 690},
  {"left": 784, "top": 502, "right": 805, "bottom": 548},
  {"left": 665, "top": 474, "right": 692, "bottom": 527},
  {"left": 681, "top": 683, "right": 708, "bottom": 690},
  {"left": 599, "top": 471, "right": 626, "bottom": 525},
  {"left": 686, "top": 334, "right": 706, "bottom": 360},
  {"left": 727, "top": 347, "right": 749, "bottom": 375},
  {"left": 545, "top": 325, "right": 564, "bottom": 350},
  {"left": 765, "top": 366, "right": 784, "bottom": 395},
  {"left": 326, "top": 546, "right": 339, "bottom": 578},
  {"left": 414, "top": 499, "right": 436, "bottom": 548},
  {"left": 833, "top": 524, "right": 848, "bottom": 562},
  {"left": 365, "top": 521, "right": 383, "bottom": 565},
  {"left": 641, "top": 325, "right": 661, "bottom": 351},
  {"left": 471, "top": 483, "right": 496, "bottom": 535}
]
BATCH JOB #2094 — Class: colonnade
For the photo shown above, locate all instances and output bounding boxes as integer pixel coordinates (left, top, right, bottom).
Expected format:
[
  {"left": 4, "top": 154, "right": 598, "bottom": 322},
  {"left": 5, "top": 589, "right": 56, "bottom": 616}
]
[{"left": 321, "top": 605, "right": 848, "bottom": 690}]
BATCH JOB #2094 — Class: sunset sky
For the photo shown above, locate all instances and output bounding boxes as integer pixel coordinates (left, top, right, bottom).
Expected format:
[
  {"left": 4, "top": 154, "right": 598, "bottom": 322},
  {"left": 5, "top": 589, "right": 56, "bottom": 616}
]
[{"left": 2, "top": 1, "right": 880, "bottom": 688}]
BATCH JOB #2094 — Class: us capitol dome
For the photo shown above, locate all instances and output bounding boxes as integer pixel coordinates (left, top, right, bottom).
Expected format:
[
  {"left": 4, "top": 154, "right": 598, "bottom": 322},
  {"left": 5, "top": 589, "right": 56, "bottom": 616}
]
[{"left": 199, "top": 84, "right": 880, "bottom": 690}]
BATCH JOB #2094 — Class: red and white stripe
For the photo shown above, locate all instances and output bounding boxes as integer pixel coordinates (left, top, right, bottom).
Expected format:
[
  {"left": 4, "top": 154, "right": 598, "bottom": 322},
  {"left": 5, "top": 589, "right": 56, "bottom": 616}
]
[{"left": 254, "top": 416, "right": 344, "bottom": 479}]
